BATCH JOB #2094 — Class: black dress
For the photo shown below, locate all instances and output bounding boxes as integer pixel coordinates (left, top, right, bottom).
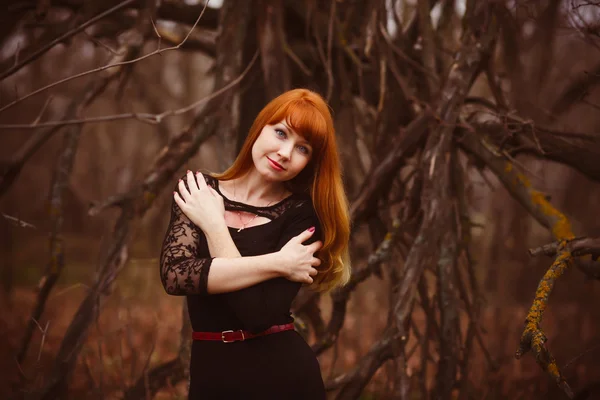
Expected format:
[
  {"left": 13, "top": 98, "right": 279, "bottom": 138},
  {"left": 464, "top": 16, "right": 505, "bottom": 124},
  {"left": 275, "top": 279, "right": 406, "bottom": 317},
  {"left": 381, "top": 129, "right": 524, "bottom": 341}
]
[{"left": 160, "top": 174, "right": 326, "bottom": 400}]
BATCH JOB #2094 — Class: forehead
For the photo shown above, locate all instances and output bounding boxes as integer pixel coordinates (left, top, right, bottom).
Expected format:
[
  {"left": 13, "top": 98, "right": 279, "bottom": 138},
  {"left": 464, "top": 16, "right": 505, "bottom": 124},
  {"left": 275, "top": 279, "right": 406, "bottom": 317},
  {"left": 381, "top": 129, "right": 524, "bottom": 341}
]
[
  {"left": 267, "top": 103, "right": 327, "bottom": 150},
  {"left": 273, "top": 120, "right": 310, "bottom": 143}
]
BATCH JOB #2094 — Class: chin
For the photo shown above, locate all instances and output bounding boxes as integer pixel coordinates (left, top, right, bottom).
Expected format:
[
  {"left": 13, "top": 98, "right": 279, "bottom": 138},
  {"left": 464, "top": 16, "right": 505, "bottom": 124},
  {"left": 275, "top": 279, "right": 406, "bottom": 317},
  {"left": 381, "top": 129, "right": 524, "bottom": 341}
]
[{"left": 258, "top": 166, "right": 285, "bottom": 181}]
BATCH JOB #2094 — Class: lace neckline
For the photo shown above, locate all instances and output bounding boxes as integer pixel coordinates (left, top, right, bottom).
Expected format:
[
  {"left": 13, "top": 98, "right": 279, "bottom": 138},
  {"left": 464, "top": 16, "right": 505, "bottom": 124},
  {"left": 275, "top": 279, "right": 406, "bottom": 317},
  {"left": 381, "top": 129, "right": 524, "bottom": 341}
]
[{"left": 209, "top": 175, "right": 297, "bottom": 211}]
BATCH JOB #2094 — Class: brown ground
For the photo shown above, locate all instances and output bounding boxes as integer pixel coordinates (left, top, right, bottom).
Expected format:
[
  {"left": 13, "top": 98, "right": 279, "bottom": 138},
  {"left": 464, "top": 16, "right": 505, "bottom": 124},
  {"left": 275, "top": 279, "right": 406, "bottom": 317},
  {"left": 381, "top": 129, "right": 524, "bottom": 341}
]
[{"left": 2, "top": 257, "right": 600, "bottom": 400}]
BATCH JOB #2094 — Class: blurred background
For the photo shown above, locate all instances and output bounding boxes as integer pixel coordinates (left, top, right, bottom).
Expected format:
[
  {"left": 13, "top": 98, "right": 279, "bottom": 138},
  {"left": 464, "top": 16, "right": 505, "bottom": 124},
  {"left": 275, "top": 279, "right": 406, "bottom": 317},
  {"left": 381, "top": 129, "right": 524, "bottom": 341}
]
[{"left": 2, "top": 0, "right": 600, "bottom": 399}]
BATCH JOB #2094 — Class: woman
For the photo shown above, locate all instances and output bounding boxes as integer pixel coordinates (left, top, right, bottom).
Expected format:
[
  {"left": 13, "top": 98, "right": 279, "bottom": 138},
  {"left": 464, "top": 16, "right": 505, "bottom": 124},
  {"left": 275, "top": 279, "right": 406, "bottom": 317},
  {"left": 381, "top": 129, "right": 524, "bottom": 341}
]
[{"left": 160, "top": 88, "right": 351, "bottom": 399}]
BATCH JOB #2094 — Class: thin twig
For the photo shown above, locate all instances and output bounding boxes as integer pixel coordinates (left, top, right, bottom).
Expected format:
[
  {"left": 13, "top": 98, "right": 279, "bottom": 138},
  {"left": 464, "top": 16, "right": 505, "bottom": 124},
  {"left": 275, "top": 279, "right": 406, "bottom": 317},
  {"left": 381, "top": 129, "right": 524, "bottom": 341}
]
[
  {"left": 1, "top": 213, "right": 37, "bottom": 229},
  {"left": 379, "top": 22, "right": 440, "bottom": 82},
  {"left": 82, "top": 30, "right": 121, "bottom": 55},
  {"left": 0, "top": 51, "right": 258, "bottom": 130},
  {"left": 0, "top": 0, "right": 137, "bottom": 82},
  {"left": 0, "top": 0, "right": 210, "bottom": 115},
  {"left": 32, "top": 95, "right": 54, "bottom": 125},
  {"left": 562, "top": 343, "right": 600, "bottom": 371},
  {"left": 283, "top": 41, "right": 312, "bottom": 76},
  {"left": 150, "top": 17, "right": 162, "bottom": 50}
]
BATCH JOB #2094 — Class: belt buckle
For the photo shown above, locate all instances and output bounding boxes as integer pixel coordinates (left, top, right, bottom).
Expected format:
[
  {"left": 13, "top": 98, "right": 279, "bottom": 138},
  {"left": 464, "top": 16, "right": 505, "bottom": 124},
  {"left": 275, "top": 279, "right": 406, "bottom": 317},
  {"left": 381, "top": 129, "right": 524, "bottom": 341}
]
[{"left": 221, "top": 330, "right": 245, "bottom": 343}]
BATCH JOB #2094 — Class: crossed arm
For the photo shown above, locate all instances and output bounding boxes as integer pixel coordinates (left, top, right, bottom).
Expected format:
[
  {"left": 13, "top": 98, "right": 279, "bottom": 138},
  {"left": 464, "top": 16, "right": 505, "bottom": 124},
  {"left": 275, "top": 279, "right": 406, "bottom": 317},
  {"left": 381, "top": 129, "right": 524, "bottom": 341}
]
[{"left": 159, "top": 172, "right": 321, "bottom": 296}]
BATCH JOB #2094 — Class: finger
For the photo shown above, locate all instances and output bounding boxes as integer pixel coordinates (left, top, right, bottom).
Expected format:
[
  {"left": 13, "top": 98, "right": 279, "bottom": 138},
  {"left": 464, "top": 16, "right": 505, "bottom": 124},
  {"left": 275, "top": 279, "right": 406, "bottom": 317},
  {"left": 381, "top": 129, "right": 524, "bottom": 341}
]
[
  {"left": 308, "top": 267, "right": 318, "bottom": 277},
  {"left": 307, "top": 240, "right": 323, "bottom": 253},
  {"left": 305, "top": 275, "right": 313, "bottom": 284},
  {"left": 173, "top": 191, "right": 186, "bottom": 209},
  {"left": 196, "top": 171, "right": 209, "bottom": 191},
  {"left": 294, "top": 227, "right": 316, "bottom": 243},
  {"left": 208, "top": 186, "right": 220, "bottom": 198},
  {"left": 311, "top": 257, "right": 321, "bottom": 267},
  {"left": 187, "top": 170, "right": 199, "bottom": 193},
  {"left": 178, "top": 179, "right": 191, "bottom": 201}
]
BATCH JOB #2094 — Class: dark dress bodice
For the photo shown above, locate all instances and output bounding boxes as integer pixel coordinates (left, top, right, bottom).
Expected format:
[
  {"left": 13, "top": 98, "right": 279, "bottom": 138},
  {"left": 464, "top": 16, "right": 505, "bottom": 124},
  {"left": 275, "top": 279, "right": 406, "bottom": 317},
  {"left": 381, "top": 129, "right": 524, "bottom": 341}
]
[{"left": 159, "top": 173, "right": 326, "bottom": 399}]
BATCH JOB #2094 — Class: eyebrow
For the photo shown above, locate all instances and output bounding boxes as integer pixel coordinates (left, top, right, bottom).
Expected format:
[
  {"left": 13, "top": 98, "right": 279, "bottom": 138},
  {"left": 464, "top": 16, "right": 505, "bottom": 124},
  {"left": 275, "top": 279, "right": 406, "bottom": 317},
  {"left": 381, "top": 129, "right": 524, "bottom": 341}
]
[{"left": 280, "top": 122, "right": 311, "bottom": 146}]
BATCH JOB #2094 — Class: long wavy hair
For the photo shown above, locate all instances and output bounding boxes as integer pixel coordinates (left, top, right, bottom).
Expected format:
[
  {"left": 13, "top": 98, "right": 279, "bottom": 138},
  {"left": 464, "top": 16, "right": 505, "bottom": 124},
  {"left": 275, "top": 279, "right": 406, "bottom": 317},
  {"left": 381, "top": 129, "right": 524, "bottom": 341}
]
[{"left": 211, "top": 88, "right": 351, "bottom": 292}]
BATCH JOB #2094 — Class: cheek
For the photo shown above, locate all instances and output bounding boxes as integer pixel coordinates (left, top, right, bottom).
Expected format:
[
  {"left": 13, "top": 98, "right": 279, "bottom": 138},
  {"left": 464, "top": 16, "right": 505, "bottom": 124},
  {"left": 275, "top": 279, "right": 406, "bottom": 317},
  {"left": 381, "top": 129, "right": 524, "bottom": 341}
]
[
  {"left": 290, "top": 157, "right": 310, "bottom": 174},
  {"left": 254, "top": 135, "right": 274, "bottom": 153},
  {"left": 252, "top": 136, "right": 267, "bottom": 152}
]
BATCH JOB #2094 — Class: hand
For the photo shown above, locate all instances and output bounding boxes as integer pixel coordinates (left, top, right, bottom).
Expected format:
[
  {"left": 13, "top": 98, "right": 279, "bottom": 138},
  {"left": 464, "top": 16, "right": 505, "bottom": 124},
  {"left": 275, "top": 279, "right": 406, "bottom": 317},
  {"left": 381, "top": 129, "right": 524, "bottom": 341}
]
[
  {"left": 278, "top": 228, "right": 323, "bottom": 284},
  {"left": 174, "top": 171, "right": 225, "bottom": 233}
]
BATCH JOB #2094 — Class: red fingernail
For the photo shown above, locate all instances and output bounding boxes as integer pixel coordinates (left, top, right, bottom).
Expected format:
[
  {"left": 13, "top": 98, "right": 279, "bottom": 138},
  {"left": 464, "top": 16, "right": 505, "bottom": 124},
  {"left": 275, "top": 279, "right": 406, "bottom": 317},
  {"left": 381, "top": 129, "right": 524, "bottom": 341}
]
[{"left": 308, "top": 227, "right": 315, "bottom": 232}]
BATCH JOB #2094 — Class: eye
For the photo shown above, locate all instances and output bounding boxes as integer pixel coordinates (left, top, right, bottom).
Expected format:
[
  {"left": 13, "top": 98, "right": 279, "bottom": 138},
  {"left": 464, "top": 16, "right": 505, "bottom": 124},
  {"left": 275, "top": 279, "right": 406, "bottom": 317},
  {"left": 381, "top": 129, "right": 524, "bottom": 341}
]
[
  {"left": 275, "top": 129, "right": 286, "bottom": 138},
  {"left": 297, "top": 145, "right": 310, "bottom": 155}
]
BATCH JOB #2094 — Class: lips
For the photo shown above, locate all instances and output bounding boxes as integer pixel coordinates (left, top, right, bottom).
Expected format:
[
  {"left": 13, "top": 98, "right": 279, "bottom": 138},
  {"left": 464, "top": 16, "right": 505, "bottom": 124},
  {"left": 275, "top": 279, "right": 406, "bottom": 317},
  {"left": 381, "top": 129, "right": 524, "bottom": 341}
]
[{"left": 267, "top": 157, "right": 285, "bottom": 171}]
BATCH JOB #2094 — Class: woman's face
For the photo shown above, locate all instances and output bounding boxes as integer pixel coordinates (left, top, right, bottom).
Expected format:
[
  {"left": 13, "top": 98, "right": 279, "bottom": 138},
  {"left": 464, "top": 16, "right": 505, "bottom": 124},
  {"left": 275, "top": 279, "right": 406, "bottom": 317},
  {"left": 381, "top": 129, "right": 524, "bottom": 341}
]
[{"left": 251, "top": 119, "right": 313, "bottom": 183}]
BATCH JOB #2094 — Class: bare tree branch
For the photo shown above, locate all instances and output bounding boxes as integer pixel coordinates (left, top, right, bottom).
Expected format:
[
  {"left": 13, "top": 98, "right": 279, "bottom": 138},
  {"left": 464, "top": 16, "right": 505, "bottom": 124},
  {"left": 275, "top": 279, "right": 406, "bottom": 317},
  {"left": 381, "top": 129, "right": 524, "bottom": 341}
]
[
  {"left": 123, "top": 300, "right": 191, "bottom": 399},
  {"left": 0, "top": 1, "right": 214, "bottom": 199},
  {"left": 257, "top": 0, "right": 291, "bottom": 100},
  {"left": 23, "top": 1, "right": 234, "bottom": 396},
  {"left": 154, "top": 23, "right": 216, "bottom": 56},
  {"left": 322, "top": 6, "right": 500, "bottom": 397},
  {"left": 531, "top": 0, "right": 561, "bottom": 91},
  {"left": 496, "top": 2, "right": 528, "bottom": 112},
  {"left": 333, "top": 327, "right": 400, "bottom": 399},
  {"left": 393, "top": 2, "right": 498, "bottom": 383},
  {"left": 12, "top": 0, "right": 162, "bottom": 372},
  {"left": 312, "top": 215, "right": 405, "bottom": 355},
  {"left": 350, "top": 113, "right": 431, "bottom": 226},
  {"left": 529, "top": 236, "right": 600, "bottom": 258},
  {"left": 0, "top": 53, "right": 257, "bottom": 131},
  {"left": 416, "top": 0, "right": 438, "bottom": 98},
  {"left": 516, "top": 243, "right": 575, "bottom": 398},
  {"left": 458, "top": 128, "right": 575, "bottom": 239},
  {"left": 435, "top": 152, "right": 461, "bottom": 400},
  {"left": 15, "top": 86, "right": 93, "bottom": 366},
  {"left": 0, "top": 0, "right": 137, "bottom": 81},
  {"left": 469, "top": 117, "right": 600, "bottom": 184},
  {"left": 458, "top": 127, "right": 576, "bottom": 397},
  {"left": 0, "top": 0, "right": 210, "bottom": 116},
  {"left": 0, "top": 113, "right": 66, "bottom": 199},
  {"left": 551, "top": 62, "right": 600, "bottom": 115}
]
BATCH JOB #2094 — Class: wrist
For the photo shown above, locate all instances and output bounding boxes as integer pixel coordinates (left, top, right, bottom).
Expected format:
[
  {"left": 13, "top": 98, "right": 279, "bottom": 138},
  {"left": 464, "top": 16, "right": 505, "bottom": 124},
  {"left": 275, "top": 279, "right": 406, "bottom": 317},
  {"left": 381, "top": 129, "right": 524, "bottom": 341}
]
[
  {"left": 205, "top": 223, "right": 236, "bottom": 256},
  {"left": 265, "top": 252, "right": 285, "bottom": 278},
  {"left": 204, "top": 220, "right": 229, "bottom": 238}
]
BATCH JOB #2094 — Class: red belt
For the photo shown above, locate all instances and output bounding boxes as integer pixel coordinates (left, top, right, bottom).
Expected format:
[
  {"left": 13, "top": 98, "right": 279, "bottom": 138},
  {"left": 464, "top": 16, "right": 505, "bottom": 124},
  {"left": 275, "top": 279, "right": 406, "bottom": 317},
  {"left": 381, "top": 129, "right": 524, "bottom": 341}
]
[{"left": 192, "top": 323, "right": 295, "bottom": 343}]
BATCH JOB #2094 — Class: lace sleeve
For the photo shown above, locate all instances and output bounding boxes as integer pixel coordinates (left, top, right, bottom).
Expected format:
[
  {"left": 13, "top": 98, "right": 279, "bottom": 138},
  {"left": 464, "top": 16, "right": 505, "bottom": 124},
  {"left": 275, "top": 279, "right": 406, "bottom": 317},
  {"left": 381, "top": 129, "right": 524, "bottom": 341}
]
[{"left": 159, "top": 179, "right": 213, "bottom": 296}]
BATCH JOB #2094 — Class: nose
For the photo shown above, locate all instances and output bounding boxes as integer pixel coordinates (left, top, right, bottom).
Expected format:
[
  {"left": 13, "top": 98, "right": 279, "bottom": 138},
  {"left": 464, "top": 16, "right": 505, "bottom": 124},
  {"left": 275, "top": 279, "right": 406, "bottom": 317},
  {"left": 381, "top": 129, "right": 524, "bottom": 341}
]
[{"left": 277, "top": 142, "right": 294, "bottom": 160}]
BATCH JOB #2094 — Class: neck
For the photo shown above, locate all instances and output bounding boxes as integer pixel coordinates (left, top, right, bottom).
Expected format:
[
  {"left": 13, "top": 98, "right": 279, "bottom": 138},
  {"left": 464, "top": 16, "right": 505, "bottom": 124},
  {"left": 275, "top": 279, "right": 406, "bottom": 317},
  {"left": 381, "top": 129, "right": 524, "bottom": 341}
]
[{"left": 233, "top": 170, "right": 287, "bottom": 205}]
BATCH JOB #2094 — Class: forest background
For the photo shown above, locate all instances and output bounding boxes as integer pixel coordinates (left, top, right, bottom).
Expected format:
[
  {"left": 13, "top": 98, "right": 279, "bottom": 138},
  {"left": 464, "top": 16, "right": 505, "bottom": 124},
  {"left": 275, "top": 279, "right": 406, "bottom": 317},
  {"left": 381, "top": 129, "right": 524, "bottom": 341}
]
[{"left": 2, "top": 0, "right": 600, "bottom": 399}]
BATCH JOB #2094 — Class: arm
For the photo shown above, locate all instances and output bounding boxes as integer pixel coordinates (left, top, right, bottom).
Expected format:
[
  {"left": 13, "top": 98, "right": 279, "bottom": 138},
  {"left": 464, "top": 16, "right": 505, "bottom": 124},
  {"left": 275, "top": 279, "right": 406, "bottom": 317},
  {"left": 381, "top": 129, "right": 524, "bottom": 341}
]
[
  {"left": 160, "top": 176, "right": 287, "bottom": 296},
  {"left": 159, "top": 192, "right": 212, "bottom": 295},
  {"left": 203, "top": 223, "right": 288, "bottom": 294},
  {"left": 216, "top": 202, "right": 323, "bottom": 332}
]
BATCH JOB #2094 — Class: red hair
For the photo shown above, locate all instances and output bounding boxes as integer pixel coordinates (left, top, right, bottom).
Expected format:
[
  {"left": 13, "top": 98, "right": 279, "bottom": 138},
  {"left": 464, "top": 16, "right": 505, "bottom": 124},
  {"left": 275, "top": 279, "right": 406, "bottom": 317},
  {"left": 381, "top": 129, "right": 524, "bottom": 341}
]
[{"left": 212, "top": 88, "right": 351, "bottom": 291}]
